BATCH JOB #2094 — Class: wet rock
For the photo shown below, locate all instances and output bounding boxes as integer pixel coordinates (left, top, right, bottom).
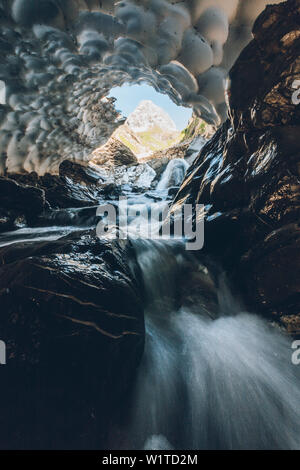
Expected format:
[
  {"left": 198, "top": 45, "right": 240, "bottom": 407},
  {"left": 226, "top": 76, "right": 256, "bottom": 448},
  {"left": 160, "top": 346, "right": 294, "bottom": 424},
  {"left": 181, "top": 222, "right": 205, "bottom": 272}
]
[
  {"left": 0, "top": 176, "right": 46, "bottom": 214},
  {"left": 0, "top": 209, "right": 15, "bottom": 232},
  {"left": 240, "top": 224, "right": 300, "bottom": 332},
  {"left": 168, "top": 186, "right": 180, "bottom": 198},
  {"left": 39, "top": 172, "right": 100, "bottom": 209},
  {"left": 58, "top": 159, "right": 104, "bottom": 185},
  {"left": 0, "top": 176, "right": 46, "bottom": 228},
  {"left": 115, "top": 163, "right": 156, "bottom": 189},
  {"left": 171, "top": 0, "right": 300, "bottom": 332},
  {"left": 99, "top": 181, "right": 123, "bottom": 198},
  {"left": 7, "top": 154, "right": 156, "bottom": 212},
  {"left": 9, "top": 160, "right": 104, "bottom": 209},
  {"left": 91, "top": 137, "right": 138, "bottom": 167},
  {"left": 0, "top": 230, "right": 144, "bottom": 449},
  {"left": 229, "top": 0, "right": 300, "bottom": 131},
  {"left": 90, "top": 162, "right": 156, "bottom": 191},
  {"left": 89, "top": 138, "right": 159, "bottom": 188}
]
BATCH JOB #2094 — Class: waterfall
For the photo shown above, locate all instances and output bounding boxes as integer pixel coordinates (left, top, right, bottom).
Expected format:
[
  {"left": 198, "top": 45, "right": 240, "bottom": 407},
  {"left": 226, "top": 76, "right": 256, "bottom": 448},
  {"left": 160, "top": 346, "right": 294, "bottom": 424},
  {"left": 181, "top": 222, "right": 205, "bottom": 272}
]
[
  {"left": 156, "top": 159, "right": 189, "bottom": 191},
  {"left": 126, "top": 238, "right": 300, "bottom": 450}
]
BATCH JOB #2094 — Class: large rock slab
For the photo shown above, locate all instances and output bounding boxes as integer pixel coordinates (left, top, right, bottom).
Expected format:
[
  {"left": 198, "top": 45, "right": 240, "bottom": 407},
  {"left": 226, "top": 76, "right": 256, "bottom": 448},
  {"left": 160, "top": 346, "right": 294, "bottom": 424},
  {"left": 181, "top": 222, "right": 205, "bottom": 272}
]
[{"left": 0, "top": 230, "right": 144, "bottom": 449}]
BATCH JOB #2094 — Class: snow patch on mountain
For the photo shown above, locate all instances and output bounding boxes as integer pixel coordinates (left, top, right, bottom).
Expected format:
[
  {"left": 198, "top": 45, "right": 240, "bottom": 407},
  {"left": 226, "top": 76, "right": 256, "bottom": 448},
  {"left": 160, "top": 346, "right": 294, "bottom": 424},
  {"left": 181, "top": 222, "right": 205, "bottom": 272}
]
[{"left": 126, "top": 100, "right": 177, "bottom": 133}]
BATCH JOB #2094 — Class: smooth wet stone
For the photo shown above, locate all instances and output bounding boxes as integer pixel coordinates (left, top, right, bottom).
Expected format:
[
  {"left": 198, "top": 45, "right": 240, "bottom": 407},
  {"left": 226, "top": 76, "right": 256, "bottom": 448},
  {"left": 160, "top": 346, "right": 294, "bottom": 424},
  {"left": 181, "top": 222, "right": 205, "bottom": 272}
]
[
  {"left": 0, "top": 176, "right": 46, "bottom": 228},
  {"left": 39, "top": 172, "right": 101, "bottom": 208},
  {"left": 0, "top": 230, "right": 144, "bottom": 449},
  {"left": 58, "top": 159, "right": 104, "bottom": 185}
]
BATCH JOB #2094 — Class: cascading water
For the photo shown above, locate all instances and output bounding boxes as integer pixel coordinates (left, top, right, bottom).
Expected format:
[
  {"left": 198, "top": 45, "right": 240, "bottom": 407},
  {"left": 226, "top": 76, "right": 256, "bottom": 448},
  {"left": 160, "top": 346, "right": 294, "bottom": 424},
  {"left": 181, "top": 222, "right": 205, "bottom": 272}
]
[
  {"left": 124, "top": 238, "right": 300, "bottom": 450},
  {"left": 156, "top": 158, "right": 190, "bottom": 191}
]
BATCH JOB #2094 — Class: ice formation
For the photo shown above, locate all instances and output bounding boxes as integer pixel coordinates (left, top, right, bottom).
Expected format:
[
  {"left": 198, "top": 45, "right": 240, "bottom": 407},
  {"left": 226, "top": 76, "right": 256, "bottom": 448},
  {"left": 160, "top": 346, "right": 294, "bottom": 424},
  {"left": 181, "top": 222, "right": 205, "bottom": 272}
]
[{"left": 0, "top": 0, "right": 283, "bottom": 174}]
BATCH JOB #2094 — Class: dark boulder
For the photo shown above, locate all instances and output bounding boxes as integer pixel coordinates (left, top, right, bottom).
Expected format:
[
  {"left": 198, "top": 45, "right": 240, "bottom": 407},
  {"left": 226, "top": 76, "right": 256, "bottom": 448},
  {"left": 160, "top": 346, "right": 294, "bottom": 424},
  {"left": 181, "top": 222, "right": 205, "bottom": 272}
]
[
  {"left": 170, "top": 0, "right": 300, "bottom": 334},
  {"left": 0, "top": 176, "right": 46, "bottom": 230},
  {"left": 8, "top": 160, "right": 105, "bottom": 209},
  {"left": 58, "top": 159, "right": 104, "bottom": 185},
  {"left": 39, "top": 172, "right": 100, "bottom": 208},
  {"left": 0, "top": 230, "right": 144, "bottom": 449}
]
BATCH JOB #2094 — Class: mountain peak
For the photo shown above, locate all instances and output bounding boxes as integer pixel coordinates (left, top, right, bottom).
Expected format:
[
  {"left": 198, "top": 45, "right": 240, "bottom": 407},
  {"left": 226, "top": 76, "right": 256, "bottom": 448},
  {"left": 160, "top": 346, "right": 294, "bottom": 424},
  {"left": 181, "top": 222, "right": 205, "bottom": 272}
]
[{"left": 126, "top": 100, "right": 177, "bottom": 133}]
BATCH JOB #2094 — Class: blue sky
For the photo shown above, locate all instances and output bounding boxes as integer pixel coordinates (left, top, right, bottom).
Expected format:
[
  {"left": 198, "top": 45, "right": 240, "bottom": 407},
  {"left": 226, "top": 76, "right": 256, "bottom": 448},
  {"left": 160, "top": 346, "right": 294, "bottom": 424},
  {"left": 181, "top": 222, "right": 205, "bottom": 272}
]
[{"left": 108, "top": 83, "right": 192, "bottom": 130}]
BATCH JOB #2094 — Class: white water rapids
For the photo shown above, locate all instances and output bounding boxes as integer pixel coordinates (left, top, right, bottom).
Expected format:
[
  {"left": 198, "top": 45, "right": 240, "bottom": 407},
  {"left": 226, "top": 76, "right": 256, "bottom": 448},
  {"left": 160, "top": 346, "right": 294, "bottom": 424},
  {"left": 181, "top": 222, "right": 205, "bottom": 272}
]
[{"left": 127, "top": 239, "right": 300, "bottom": 450}]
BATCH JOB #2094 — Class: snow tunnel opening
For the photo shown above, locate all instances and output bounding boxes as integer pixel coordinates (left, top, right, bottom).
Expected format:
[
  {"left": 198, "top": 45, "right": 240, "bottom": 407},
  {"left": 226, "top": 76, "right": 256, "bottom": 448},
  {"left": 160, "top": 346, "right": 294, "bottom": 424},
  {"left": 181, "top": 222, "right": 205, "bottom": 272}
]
[
  {"left": 0, "top": 1, "right": 284, "bottom": 176},
  {"left": 105, "top": 82, "right": 194, "bottom": 159},
  {"left": 86, "top": 80, "right": 210, "bottom": 193}
]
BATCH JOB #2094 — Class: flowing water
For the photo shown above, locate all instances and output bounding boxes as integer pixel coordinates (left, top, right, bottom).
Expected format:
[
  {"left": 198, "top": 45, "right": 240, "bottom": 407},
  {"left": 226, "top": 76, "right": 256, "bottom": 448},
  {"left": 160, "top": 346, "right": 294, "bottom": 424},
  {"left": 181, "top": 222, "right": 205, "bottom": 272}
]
[
  {"left": 1, "top": 158, "right": 300, "bottom": 450},
  {"left": 156, "top": 158, "right": 190, "bottom": 191},
  {"left": 127, "top": 239, "right": 300, "bottom": 450}
]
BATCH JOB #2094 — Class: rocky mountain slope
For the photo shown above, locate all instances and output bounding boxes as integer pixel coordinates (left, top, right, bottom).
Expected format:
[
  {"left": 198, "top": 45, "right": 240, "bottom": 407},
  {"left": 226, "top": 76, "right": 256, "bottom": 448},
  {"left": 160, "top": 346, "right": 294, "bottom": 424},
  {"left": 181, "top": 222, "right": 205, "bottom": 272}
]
[
  {"left": 127, "top": 100, "right": 177, "bottom": 133},
  {"left": 113, "top": 100, "right": 182, "bottom": 157}
]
